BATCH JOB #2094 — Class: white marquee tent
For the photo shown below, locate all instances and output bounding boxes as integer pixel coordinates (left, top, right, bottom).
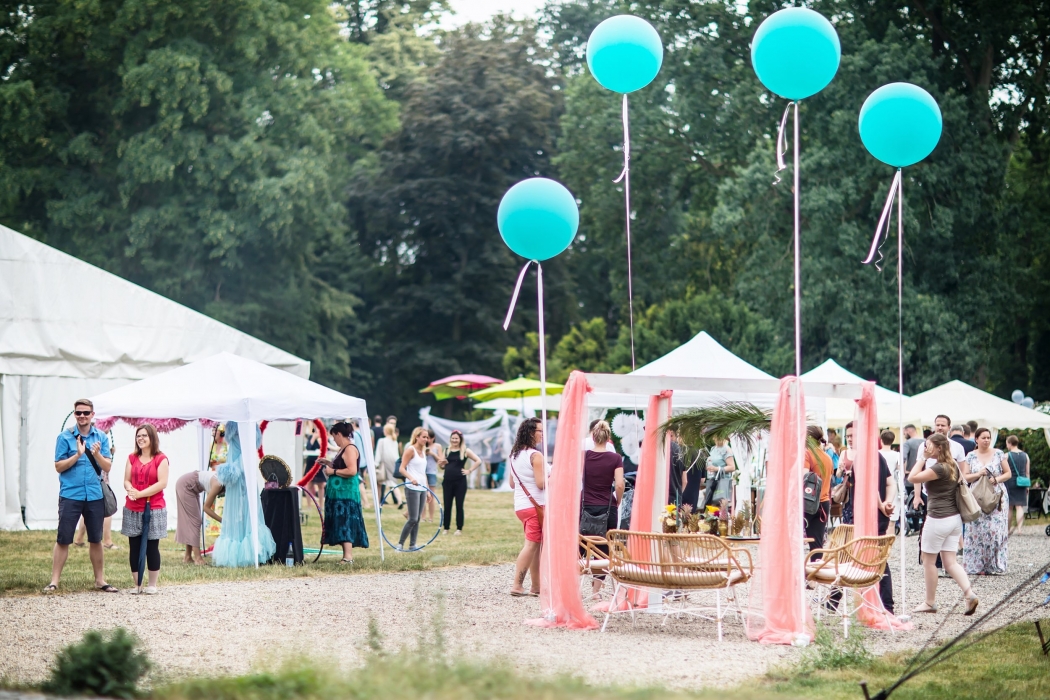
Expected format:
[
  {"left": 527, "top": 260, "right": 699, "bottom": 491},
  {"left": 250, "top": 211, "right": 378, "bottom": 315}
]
[
  {"left": 0, "top": 223, "right": 307, "bottom": 531},
  {"left": 800, "top": 359, "right": 918, "bottom": 428},
  {"left": 90, "top": 353, "right": 382, "bottom": 562},
  {"left": 908, "top": 380, "right": 1050, "bottom": 446}
]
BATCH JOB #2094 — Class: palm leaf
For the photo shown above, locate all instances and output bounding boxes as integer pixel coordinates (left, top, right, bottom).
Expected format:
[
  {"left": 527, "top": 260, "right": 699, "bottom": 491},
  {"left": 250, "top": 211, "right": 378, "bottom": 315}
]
[
  {"left": 660, "top": 401, "right": 825, "bottom": 468},
  {"left": 660, "top": 402, "right": 772, "bottom": 453}
]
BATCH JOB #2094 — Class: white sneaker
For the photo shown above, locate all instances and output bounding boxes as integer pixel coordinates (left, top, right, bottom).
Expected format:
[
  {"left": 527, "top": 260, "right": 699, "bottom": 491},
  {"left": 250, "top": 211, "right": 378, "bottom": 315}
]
[
  {"left": 453, "top": 530, "right": 462, "bottom": 536},
  {"left": 129, "top": 588, "right": 143, "bottom": 595},
  {"left": 143, "top": 586, "right": 159, "bottom": 595}
]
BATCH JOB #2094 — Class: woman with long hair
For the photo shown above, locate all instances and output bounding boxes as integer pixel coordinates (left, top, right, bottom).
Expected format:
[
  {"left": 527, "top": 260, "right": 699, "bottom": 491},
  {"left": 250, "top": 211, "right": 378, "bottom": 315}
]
[
  {"left": 121, "top": 425, "right": 169, "bottom": 594},
  {"left": 962, "top": 427, "right": 1011, "bottom": 575},
  {"left": 442, "top": 430, "right": 481, "bottom": 535},
  {"left": 397, "top": 427, "right": 430, "bottom": 550},
  {"left": 212, "top": 422, "right": 277, "bottom": 567},
  {"left": 375, "top": 423, "right": 403, "bottom": 507},
  {"left": 908, "top": 432, "right": 978, "bottom": 615},
  {"left": 508, "top": 417, "right": 546, "bottom": 597},
  {"left": 320, "top": 421, "right": 370, "bottom": 563}
]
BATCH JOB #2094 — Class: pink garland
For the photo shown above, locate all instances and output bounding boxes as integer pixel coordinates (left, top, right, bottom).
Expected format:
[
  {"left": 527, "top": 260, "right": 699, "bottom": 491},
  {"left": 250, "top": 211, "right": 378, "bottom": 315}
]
[{"left": 95, "top": 416, "right": 219, "bottom": 433}]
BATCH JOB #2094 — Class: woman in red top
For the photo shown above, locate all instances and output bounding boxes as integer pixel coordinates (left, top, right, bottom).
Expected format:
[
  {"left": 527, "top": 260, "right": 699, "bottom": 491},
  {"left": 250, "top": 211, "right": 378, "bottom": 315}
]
[{"left": 120, "top": 424, "right": 170, "bottom": 594}]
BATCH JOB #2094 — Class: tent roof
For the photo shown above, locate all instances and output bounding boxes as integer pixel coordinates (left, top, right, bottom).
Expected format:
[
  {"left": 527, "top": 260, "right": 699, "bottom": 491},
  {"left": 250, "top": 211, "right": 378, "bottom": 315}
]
[
  {"left": 91, "top": 352, "right": 363, "bottom": 422},
  {"left": 908, "top": 380, "right": 1050, "bottom": 430},
  {"left": 801, "top": 359, "right": 904, "bottom": 402},
  {"left": 0, "top": 224, "right": 308, "bottom": 379},
  {"left": 630, "top": 331, "right": 776, "bottom": 380}
]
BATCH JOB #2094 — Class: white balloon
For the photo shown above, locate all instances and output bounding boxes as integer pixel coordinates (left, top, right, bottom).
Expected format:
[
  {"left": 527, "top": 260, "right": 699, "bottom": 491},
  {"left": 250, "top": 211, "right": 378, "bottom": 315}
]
[
  {"left": 1021, "top": 397, "right": 1035, "bottom": 409},
  {"left": 1011, "top": 389, "right": 1024, "bottom": 404}
]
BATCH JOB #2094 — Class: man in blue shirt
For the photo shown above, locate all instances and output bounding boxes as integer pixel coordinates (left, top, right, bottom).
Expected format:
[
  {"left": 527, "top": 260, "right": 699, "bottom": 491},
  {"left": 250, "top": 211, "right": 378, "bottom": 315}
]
[{"left": 44, "top": 399, "right": 118, "bottom": 593}]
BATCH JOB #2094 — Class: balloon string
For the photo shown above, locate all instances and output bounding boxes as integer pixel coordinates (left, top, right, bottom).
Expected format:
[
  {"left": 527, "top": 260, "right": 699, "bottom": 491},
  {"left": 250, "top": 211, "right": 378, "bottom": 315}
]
[
  {"left": 792, "top": 101, "right": 800, "bottom": 379},
  {"left": 773, "top": 103, "right": 791, "bottom": 185},
  {"left": 862, "top": 169, "right": 902, "bottom": 271},
  {"left": 503, "top": 260, "right": 535, "bottom": 331},
  {"left": 613, "top": 93, "right": 636, "bottom": 371},
  {"left": 897, "top": 171, "right": 907, "bottom": 616}
]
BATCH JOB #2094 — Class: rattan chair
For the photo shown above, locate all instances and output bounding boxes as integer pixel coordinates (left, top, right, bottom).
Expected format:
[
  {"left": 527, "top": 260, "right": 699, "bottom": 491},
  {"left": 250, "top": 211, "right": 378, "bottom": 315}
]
[
  {"left": 805, "top": 534, "right": 895, "bottom": 637},
  {"left": 579, "top": 535, "right": 611, "bottom": 601},
  {"left": 602, "top": 530, "right": 753, "bottom": 640},
  {"left": 825, "top": 523, "right": 854, "bottom": 550}
]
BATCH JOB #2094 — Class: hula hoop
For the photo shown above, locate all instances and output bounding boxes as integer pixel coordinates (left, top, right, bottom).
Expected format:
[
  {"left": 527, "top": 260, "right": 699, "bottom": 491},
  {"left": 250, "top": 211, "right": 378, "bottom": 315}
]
[
  {"left": 378, "top": 483, "right": 443, "bottom": 552},
  {"left": 257, "top": 419, "right": 329, "bottom": 487},
  {"left": 298, "top": 484, "right": 327, "bottom": 563}
]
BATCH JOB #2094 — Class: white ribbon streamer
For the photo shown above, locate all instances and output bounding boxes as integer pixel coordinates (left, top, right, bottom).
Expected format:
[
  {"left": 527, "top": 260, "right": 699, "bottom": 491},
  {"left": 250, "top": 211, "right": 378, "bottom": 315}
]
[
  {"left": 503, "top": 260, "right": 535, "bottom": 331},
  {"left": 613, "top": 93, "right": 637, "bottom": 371},
  {"left": 861, "top": 169, "right": 902, "bottom": 271},
  {"left": 774, "top": 103, "right": 791, "bottom": 185}
]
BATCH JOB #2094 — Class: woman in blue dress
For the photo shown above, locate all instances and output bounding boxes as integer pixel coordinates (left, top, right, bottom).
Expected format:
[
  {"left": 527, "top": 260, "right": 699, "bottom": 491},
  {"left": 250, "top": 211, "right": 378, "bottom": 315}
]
[{"left": 212, "top": 422, "right": 277, "bottom": 567}]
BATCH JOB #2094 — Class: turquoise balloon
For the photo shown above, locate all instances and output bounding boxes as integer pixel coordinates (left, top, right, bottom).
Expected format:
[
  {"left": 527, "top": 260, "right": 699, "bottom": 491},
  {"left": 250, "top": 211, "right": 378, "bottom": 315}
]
[
  {"left": 497, "top": 178, "right": 579, "bottom": 262},
  {"left": 751, "top": 7, "right": 840, "bottom": 100},
  {"left": 859, "top": 82, "right": 942, "bottom": 167},
  {"left": 586, "top": 15, "right": 663, "bottom": 94}
]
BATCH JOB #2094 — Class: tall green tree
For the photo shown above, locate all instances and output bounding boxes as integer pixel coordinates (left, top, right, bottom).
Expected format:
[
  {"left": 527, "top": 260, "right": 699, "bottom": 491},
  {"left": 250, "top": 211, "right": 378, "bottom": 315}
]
[
  {"left": 349, "top": 19, "right": 568, "bottom": 417},
  {"left": 0, "top": 0, "right": 397, "bottom": 390}
]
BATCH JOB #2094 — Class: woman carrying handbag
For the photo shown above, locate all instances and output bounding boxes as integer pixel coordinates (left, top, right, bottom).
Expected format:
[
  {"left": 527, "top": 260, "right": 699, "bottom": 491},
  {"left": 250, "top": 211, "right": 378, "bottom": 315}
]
[{"left": 579, "top": 421, "right": 625, "bottom": 596}]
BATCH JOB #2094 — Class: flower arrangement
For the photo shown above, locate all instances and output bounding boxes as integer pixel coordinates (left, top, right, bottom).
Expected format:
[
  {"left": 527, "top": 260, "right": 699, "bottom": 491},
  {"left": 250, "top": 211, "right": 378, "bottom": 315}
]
[{"left": 662, "top": 504, "right": 702, "bottom": 533}]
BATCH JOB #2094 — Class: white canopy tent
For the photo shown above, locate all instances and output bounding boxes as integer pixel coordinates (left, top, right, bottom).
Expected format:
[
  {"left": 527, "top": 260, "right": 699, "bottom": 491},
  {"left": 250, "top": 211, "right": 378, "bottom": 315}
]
[
  {"left": 801, "top": 359, "right": 918, "bottom": 429},
  {"left": 908, "top": 380, "right": 1050, "bottom": 447},
  {"left": 587, "top": 331, "right": 827, "bottom": 414},
  {"left": 90, "top": 352, "right": 383, "bottom": 562},
  {"left": 0, "top": 223, "right": 306, "bottom": 531}
]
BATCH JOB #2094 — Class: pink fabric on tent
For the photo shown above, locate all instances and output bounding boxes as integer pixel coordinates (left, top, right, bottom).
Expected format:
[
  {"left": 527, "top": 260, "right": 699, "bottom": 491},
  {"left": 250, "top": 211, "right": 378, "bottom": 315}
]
[
  {"left": 853, "top": 382, "right": 912, "bottom": 631},
  {"left": 526, "top": 371, "right": 598, "bottom": 630},
  {"left": 595, "top": 391, "right": 672, "bottom": 613},
  {"left": 747, "top": 377, "right": 812, "bottom": 644}
]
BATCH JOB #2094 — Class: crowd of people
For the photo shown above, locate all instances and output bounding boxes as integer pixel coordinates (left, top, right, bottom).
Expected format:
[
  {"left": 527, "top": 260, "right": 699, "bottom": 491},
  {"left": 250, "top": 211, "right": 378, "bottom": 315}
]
[{"left": 41, "top": 396, "right": 1038, "bottom": 610}]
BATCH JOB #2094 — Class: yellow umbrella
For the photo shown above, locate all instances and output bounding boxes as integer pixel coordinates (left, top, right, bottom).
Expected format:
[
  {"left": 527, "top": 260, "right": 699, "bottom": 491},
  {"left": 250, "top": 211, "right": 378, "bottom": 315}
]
[{"left": 469, "top": 376, "right": 564, "bottom": 415}]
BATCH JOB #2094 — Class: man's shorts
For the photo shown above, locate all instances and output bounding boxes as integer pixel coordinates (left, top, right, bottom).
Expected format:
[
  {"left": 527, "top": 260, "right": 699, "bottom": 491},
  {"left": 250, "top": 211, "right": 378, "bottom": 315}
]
[{"left": 57, "top": 497, "right": 105, "bottom": 545}]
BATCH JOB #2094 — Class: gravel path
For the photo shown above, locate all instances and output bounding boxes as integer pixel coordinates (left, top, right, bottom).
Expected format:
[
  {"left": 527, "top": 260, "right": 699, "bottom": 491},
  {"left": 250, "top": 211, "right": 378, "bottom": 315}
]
[{"left": 1, "top": 527, "right": 1047, "bottom": 690}]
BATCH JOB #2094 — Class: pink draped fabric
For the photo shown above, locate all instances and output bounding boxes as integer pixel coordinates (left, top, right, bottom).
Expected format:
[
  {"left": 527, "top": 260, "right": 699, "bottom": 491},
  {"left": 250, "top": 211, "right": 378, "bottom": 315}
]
[
  {"left": 625, "top": 391, "right": 673, "bottom": 607},
  {"left": 853, "top": 382, "right": 912, "bottom": 631},
  {"left": 526, "top": 371, "right": 598, "bottom": 630},
  {"left": 747, "top": 377, "right": 812, "bottom": 644},
  {"left": 94, "top": 416, "right": 219, "bottom": 433}
]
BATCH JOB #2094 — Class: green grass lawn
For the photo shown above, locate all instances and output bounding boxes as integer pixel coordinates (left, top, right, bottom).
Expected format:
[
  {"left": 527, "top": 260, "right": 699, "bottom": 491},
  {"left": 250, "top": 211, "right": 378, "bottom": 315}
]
[
  {"left": 150, "top": 621, "right": 1050, "bottom": 700},
  {"left": 0, "top": 490, "right": 522, "bottom": 595}
]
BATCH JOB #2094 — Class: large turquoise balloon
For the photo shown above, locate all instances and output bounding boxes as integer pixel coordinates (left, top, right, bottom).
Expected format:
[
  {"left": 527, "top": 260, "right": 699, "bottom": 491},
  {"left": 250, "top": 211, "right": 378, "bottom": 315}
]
[
  {"left": 586, "top": 15, "right": 663, "bottom": 94},
  {"left": 859, "top": 83, "right": 942, "bottom": 167},
  {"left": 498, "top": 178, "right": 580, "bottom": 262},
  {"left": 751, "top": 7, "right": 840, "bottom": 100}
]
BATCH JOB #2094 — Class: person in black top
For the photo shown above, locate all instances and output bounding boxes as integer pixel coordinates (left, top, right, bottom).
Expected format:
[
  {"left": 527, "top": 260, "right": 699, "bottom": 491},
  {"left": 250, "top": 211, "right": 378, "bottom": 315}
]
[
  {"left": 667, "top": 431, "right": 687, "bottom": 505},
  {"left": 371, "top": 415, "right": 384, "bottom": 448},
  {"left": 837, "top": 423, "right": 898, "bottom": 612},
  {"left": 441, "top": 431, "right": 481, "bottom": 535},
  {"left": 581, "top": 420, "right": 625, "bottom": 595},
  {"left": 951, "top": 425, "right": 976, "bottom": 456}
]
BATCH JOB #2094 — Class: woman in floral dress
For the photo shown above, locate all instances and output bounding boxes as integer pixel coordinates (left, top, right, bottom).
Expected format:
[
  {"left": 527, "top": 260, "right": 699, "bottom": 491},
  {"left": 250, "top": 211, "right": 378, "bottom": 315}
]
[{"left": 962, "top": 427, "right": 1012, "bottom": 575}]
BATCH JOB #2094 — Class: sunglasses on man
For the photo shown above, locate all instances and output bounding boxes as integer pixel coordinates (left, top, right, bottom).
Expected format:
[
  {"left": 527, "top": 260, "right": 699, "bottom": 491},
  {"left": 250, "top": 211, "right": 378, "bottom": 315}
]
[{"left": 74, "top": 411, "right": 92, "bottom": 416}]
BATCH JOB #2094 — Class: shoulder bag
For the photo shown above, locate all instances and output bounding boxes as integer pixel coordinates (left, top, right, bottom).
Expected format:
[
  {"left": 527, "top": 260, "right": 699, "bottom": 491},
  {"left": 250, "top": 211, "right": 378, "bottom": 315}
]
[
  {"left": 955, "top": 471, "right": 982, "bottom": 523},
  {"left": 1008, "top": 453, "right": 1031, "bottom": 488},
  {"left": 509, "top": 454, "right": 545, "bottom": 529},
  {"left": 579, "top": 464, "right": 615, "bottom": 537},
  {"left": 81, "top": 432, "right": 118, "bottom": 518},
  {"left": 969, "top": 466, "right": 1002, "bottom": 514}
]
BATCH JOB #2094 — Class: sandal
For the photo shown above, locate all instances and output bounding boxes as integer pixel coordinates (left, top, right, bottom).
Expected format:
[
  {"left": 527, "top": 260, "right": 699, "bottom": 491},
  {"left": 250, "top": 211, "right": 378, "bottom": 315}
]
[
  {"left": 964, "top": 591, "right": 979, "bottom": 616},
  {"left": 912, "top": 602, "right": 938, "bottom": 614},
  {"left": 339, "top": 558, "right": 354, "bottom": 565},
  {"left": 42, "top": 584, "right": 58, "bottom": 593},
  {"left": 96, "top": 584, "right": 119, "bottom": 593},
  {"left": 509, "top": 590, "right": 529, "bottom": 597},
  {"left": 72, "top": 542, "right": 86, "bottom": 548},
  {"left": 103, "top": 543, "right": 120, "bottom": 551}
]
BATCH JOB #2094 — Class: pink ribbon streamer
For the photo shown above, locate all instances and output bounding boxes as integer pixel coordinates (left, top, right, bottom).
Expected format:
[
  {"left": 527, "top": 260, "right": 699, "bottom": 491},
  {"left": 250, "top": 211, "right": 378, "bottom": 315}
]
[
  {"left": 862, "top": 169, "right": 902, "bottom": 271},
  {"left": 773, "top": 103, "right": 791, "bottom": 185}
]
